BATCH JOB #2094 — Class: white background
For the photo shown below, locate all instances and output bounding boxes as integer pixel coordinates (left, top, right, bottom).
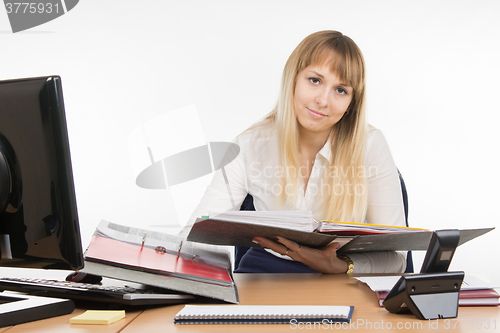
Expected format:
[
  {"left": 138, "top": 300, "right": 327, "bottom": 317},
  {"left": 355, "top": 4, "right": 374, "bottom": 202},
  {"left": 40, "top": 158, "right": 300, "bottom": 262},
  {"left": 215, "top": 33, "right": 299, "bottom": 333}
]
[{"left": 1, "top": 0, "right": 499, "bottom": 283}]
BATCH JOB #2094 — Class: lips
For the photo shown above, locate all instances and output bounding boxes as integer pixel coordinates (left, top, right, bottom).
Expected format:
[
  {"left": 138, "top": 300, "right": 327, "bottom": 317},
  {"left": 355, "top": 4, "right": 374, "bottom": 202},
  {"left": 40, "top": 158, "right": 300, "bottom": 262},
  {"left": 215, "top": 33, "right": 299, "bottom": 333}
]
[{"left": 307, "top": 107, "right": 327, "bottom": 119}]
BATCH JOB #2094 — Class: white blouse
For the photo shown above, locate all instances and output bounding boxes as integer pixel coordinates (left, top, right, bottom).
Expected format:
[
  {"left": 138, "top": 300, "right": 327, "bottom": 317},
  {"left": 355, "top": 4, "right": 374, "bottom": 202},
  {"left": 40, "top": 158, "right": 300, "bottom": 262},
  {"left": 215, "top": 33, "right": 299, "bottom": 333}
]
[{"left": 188, "top": 122, "right": 407, "bottom": 273}]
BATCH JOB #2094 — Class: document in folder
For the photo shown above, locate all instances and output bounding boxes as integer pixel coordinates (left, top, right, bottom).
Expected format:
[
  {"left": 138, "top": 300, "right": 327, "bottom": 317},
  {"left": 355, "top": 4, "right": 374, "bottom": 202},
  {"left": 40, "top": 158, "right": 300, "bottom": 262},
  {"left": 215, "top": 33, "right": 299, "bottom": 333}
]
[{"left": 186, "top": 211, "right": 494, "bottom": 254}]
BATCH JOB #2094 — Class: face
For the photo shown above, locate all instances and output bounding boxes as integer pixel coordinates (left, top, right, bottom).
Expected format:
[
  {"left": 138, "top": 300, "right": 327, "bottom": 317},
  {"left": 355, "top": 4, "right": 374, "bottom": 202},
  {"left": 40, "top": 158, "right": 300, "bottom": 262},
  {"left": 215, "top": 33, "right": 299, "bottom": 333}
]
[{"left": 293, "top": 64, "right": 353, "bottom": 139}]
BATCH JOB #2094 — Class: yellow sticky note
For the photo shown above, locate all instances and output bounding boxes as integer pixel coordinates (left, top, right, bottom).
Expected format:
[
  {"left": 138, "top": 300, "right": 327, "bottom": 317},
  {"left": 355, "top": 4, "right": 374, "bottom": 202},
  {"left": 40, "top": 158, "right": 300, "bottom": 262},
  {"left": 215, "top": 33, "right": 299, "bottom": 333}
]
[{"left": 70, "top": 310, "right": 125, "bottom": 325}]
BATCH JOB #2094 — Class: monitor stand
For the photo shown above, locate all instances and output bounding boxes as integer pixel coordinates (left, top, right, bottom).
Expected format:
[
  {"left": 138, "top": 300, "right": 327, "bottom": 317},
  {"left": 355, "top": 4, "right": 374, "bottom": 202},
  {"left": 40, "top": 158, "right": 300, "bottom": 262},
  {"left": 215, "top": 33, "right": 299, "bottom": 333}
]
[
  {"left": 0, "top": 146, "right": 10, "bottom": 212},
  {"left": 0, "top": 291, "right": 75, "bottom": 327}
]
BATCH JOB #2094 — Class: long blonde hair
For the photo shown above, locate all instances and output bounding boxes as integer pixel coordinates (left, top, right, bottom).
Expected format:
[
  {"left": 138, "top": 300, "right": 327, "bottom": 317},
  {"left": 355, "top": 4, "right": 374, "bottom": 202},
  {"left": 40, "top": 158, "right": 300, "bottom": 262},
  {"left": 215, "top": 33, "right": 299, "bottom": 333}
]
[{"left": 264, "top": 30, "right": 368, "bottom": 222}]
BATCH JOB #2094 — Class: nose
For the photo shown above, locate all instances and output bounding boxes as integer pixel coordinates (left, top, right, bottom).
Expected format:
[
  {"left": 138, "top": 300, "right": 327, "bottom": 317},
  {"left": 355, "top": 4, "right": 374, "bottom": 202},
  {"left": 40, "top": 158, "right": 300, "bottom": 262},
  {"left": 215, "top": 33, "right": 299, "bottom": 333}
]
[{"left": 315, "top": 87, "right": 329, "bottom": 107}]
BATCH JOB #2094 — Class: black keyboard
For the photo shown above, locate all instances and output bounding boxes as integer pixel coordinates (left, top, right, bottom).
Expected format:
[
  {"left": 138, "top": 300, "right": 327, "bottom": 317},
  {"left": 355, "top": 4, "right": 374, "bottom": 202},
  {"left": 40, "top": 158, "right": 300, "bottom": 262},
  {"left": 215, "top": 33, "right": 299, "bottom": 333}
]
[{"left": 0, "top": 277, "right": 195, "bottom": 306}]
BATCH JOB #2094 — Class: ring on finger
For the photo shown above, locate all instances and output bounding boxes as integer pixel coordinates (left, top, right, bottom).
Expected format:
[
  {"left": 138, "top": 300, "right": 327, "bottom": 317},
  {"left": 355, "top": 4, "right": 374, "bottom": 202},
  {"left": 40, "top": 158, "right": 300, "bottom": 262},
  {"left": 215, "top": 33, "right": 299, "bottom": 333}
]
[{"left": 295, "top": 245, "right": 301, "bottom": 253}]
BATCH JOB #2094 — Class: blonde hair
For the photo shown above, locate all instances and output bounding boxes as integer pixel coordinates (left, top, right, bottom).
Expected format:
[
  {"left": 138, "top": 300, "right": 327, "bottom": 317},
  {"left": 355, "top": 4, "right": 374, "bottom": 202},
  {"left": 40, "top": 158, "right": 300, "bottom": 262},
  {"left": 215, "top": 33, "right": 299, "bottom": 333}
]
[{"left": 263, "top": 30, "right": 368, "bottom": 222}]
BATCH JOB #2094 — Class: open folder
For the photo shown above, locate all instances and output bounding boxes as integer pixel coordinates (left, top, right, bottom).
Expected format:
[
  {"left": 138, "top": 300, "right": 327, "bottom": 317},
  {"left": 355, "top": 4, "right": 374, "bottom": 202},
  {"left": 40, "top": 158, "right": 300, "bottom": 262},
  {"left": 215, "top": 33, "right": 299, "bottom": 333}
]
[
  {"left": 82, "top": 220, "right": 239, "bottom": 303},
  {"left": 186, "top": 211, "right": 494, "bottom": 254}
]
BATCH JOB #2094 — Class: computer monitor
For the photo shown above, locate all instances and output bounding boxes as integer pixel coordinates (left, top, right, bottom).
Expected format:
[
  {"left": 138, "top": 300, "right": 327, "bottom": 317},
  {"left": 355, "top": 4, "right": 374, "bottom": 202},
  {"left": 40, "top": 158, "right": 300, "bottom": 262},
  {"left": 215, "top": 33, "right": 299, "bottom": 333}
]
[{"left": 0, "top": 76, "right": 84, "bottom": 326}]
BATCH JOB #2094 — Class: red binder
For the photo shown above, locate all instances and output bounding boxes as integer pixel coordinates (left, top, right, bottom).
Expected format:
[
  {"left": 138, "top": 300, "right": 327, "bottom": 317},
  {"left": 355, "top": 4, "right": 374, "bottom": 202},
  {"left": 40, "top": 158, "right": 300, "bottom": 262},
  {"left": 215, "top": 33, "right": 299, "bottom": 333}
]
[{"left": 85, "top": 235, "right": 232, "bottom": 286}]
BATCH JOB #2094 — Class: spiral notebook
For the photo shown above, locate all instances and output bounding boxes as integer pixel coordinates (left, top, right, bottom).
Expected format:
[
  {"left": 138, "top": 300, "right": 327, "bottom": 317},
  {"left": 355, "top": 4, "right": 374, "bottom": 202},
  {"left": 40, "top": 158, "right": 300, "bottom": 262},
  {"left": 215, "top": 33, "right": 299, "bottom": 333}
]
[{"left": 174, "top": 305, "right": 354, "bottom": 324}]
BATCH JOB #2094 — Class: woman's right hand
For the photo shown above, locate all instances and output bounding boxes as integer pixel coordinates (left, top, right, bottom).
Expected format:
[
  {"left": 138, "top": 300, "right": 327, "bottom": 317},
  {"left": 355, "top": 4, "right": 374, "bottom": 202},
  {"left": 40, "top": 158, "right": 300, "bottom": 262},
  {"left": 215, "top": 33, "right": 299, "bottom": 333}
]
[{"left": 252, "top": 236, "right": 349, "bottom": 274}]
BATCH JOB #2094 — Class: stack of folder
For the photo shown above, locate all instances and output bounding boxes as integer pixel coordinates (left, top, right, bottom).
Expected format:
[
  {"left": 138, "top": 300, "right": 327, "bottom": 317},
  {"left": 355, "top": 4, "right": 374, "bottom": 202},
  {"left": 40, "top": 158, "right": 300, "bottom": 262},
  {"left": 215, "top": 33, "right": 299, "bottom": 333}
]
[
  {"left": 82, "top": 220, "right": 239, "bottom": 304},
  {"left": 356, "top": 276, "right": 500, "bottom": 307}
]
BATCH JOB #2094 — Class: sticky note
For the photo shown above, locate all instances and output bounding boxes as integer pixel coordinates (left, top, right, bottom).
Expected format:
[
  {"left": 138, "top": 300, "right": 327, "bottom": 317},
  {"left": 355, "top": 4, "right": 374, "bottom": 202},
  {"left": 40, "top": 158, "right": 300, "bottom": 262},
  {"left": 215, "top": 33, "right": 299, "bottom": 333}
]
[{"left": 70, "top": 310, "right": 125, "bottom": 325}]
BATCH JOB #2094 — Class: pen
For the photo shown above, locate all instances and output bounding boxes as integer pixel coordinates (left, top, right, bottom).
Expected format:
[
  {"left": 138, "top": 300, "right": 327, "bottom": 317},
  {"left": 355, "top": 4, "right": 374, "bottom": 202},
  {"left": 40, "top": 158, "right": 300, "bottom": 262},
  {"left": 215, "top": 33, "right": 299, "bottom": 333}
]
[{"left": 177, "top": 240, "right": 183, "bottom": 260}]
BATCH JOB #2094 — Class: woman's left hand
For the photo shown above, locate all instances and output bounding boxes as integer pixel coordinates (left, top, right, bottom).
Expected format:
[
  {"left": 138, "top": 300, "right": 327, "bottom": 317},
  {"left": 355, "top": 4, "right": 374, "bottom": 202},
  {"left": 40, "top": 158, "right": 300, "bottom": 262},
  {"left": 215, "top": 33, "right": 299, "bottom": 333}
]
[{"left": 252, "top": 236, "right": 349, "bottom": 274}]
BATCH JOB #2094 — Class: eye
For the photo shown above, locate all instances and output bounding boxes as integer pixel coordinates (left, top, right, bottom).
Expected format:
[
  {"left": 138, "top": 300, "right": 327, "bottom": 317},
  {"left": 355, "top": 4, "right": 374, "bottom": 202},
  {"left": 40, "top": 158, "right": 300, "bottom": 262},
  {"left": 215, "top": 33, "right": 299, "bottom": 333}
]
[
  {"left": 336, "top": 87, "right": 348, "bottom": 95},
  {"left": 308, "top": 77, "right": 320, "bottom": 85}
]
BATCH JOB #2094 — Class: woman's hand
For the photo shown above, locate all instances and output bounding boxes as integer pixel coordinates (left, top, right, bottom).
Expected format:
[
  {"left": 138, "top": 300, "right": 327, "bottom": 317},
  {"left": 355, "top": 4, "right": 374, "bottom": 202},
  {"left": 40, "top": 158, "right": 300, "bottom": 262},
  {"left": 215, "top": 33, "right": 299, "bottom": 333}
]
[{"left": 252, "top": 236, "right": 348, "bottom": 274}]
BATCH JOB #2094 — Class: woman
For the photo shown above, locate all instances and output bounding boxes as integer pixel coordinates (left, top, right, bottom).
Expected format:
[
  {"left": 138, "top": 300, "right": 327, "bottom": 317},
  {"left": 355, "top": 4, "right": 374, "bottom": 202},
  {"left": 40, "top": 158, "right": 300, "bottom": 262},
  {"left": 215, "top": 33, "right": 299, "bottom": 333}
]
[{"left": 189, "top": 30, "right": 406, "bottom": 274}]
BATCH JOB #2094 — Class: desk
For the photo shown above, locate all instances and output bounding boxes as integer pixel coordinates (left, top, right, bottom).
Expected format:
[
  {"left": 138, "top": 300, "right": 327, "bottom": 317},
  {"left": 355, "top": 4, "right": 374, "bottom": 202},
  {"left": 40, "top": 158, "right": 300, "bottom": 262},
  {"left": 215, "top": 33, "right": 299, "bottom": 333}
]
[{"left": 2, "top": 274, "right": 499, "bottom": 332}]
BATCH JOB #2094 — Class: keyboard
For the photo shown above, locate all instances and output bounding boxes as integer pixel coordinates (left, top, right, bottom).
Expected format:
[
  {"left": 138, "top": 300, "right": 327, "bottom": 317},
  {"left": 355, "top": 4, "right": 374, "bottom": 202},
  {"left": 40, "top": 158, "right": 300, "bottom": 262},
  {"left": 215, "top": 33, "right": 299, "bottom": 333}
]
[{"left": 0, "top": 277, "right": 195, "bottom": 306}]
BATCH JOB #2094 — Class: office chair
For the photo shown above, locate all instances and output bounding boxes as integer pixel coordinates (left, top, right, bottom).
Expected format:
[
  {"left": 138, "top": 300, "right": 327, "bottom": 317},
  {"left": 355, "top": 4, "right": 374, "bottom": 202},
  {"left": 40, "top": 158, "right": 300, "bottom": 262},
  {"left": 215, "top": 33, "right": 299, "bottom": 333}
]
[
  {"left": 234, "top": 170, "right": 414, "bottom": 273},
  {"left": 398, "top": 170, "right": 414, "bottom": 273}
]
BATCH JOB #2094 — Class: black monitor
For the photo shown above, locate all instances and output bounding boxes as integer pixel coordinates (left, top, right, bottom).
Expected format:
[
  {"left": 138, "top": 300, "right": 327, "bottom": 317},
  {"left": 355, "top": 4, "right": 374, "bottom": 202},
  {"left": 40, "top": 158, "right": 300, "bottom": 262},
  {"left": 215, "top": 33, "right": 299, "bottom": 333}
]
[{"left": 0, "top": 76, "right": 84, "bottom": 326}]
